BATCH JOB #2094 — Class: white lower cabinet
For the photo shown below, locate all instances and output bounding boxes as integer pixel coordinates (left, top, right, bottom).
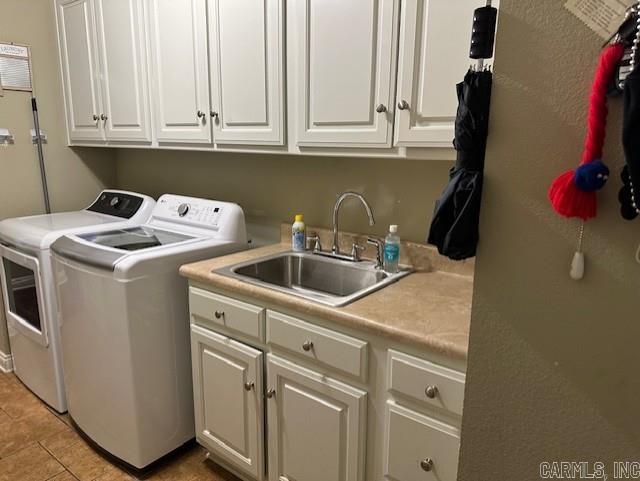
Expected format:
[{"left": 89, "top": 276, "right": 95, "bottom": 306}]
[
  {"left": 188, "top": 289, "right": 465, "bottom": 481},
  {"left": 190, "top": 325, "right": 265, "bottom": 480},
  {"left": 384, "top": 403, "right": 460, "bottom": 481},
  {"left": 266, "top": 355, "right": 367, "bottom": 481}
]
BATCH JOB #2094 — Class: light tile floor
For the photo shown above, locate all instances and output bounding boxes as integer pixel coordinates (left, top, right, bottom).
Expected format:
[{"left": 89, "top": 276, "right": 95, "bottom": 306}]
[{"left": 0, "top": 372, "right": 241, "bottom": 481}]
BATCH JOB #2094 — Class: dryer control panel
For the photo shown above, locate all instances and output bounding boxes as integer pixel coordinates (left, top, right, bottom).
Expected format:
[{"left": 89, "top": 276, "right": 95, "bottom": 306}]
[{"left": 87, "top": 191, "right": 145, "bottom": 219}]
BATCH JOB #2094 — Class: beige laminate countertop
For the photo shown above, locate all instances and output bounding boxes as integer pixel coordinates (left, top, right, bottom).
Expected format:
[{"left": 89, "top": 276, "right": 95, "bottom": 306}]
[{"left": 180, "top": 242, "right": 472, "bottom": 361}]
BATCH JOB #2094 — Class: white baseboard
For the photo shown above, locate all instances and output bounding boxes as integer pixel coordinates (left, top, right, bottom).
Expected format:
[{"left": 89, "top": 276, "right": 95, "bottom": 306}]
[{"left": 0, "top": 351, "right": 13, "bottom": 373}]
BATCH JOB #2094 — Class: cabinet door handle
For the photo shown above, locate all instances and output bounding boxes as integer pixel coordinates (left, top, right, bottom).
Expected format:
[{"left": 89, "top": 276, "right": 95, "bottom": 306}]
[
  {"left": 100, "top": 113, "right": 108, "bottom": 121},
  {"left": 197, "top": 110, "right": 206, "bottom": 119},
  {"left": 397, "top": 100, "right": 409, "bottom": 110},
  {"left": 210, "top": 110, "right": 219, "bottom": 118},
  {"left": 244, "top": 381, "right": 255, "bottom": 391},
  {"left": 425, "top": 385, "right": 439, "bottom": 399},
  {"left": 214, "top": 310, "right": 224, "bottom": 319},
  {"left": 92, "top": 114, "right": 99, "bottom": 122},
  {"left": 420, "top": 458, "right": 434, "bottom": 472},
  {"left": 376, "top": 103, "right": 387, "bottom": 113},
  {"left": 266, "top": 388, "right": 276, "bottom": 399},
  {"left": 302, "top": 340, "right": 314, "bottom": 352}
]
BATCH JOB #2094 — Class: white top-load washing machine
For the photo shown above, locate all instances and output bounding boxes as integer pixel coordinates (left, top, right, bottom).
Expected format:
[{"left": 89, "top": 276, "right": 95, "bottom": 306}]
[
  {"left": 51, "top": 194, "right": 248, "bottom": 471},
  {"left": 0, "top": 190, "right": 155, "bottom": 413}
]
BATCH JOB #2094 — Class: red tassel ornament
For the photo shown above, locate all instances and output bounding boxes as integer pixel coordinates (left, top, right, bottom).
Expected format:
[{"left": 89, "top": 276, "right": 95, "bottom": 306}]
[{"left": 548, "top": 43, "right": 625, "bottom": 220}]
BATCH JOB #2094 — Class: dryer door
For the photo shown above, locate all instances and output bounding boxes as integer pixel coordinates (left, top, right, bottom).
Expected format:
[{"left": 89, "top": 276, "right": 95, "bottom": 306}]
[{"left": 0, "top": 244, "right": 48, "bottom": 347}]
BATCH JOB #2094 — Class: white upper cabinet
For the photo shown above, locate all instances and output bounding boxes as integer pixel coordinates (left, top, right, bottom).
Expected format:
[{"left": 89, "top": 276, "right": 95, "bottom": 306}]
[
  {"left": 267, "top": 355, "right": 367, "bottom": 481},
  {"left": 56, "top": 0, "right": 103, "bottom": 142},
  {"left": 94, "top": 0, "right": 151, "bottom": 142},
  {"left": 394, "top": 0, "right": 492, "bottom": 147},
  {"left": 208, "top": 0, "right": 284, "bottom": 146},
  {"left": 147, "top": 0, "right": 211, "bottom": 144},
  {"left": 56, "top": 0, "right": 496, "bottom": 155},
  {"left": 289, "top": 0, "right": 398, "bottom": 147}
]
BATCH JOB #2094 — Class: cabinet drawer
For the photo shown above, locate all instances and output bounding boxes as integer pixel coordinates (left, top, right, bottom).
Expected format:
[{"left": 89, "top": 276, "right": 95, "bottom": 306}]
[
  {"left": 189, "top": 287, "right": 265, "bottom": 341},
  {"left": 384, "top": 402, "right": 460, "bottom": 481},
  {"left": 267, "top": 310, "right": 368, "bottom": 380},
  {"left": 388, "top": 350, "right": 465, "bottom": 416}
]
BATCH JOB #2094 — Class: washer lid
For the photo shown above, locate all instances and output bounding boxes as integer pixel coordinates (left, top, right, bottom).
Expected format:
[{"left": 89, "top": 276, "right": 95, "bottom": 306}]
[
  {"left": 51, "top": 226, "right": 204, "bottom": 271},
  {"left": 78, "top": 226, "right": 195, "bottom": 252}
]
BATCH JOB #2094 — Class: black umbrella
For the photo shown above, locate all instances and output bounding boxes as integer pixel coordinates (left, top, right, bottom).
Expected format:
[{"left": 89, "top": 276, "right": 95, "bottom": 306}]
[
  {"left": 427, "top": 68, "right": 493, "bottom": 260},
  {"left": 618, "top": 66, "right": 640, "bottom": 220}
]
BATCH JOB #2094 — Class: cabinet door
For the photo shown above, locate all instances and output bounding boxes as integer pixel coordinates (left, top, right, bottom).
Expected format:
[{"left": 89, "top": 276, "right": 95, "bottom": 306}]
[
  {"left": 148, "top": 0, "right": 211, "bottom": 144},
  {"left": 55, "top": 0, "right": 104, "bottom": 142},
  {"left": 191, "top": 325, "right": 265, "bottom": 480},
  {"left": 394, "top": 0, "right": 494, "bottom": 147},
  {"left": 383, "top": 402, "right": 461, "bottom": 481},
  {"left": 208, "top": 0, "right": 284, "bottom": 146},
  {"left": 94, "top": 0, "right": 151, "bottom": 142},
  {"left": 266, "top": 355, "right": 367, "bottom": 481},
  {"left": 289, "top": 0, "right": 397, "bottom": 147}
]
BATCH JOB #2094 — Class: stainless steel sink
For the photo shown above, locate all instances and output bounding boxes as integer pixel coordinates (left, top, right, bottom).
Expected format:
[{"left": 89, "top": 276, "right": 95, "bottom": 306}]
[{"left": 214, "top": 251, "right": 412, "bottom": 307}]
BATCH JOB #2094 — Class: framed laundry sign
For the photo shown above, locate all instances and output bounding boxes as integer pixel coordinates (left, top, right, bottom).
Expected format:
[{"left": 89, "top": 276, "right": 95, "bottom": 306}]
[{"left": 0, "top": 43, "right": 33, "bottom": 92}]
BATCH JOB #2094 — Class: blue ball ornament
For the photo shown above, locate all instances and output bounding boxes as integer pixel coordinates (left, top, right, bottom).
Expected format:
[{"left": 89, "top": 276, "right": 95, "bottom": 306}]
[{"left": 574, "top": 159, "right": 610, "bottom": 192}]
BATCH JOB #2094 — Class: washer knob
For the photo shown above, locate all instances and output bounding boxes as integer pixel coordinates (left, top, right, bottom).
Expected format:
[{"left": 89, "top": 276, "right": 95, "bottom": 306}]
[
  {"left": 178, "top": 203, "right": 190, "bottom": 217},
  {"left": 110, "top": 196, "right": 120, "bottom": 208}
]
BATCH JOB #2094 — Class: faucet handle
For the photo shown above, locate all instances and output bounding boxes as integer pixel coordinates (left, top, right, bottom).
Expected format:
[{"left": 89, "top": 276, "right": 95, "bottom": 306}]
[
  {"left": 367, "top": 237, "right": 384, "bottom": 269},
  {"left": 307, "top": 233, "right": 322, "bottom": 252},
  {"left": 351, "top": 243, "right": 365, "bottom": 262}
]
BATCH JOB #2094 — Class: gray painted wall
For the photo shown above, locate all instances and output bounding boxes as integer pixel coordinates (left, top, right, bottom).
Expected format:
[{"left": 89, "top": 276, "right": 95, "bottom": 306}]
[{"left": 459, "top": 1, "right": 640, "bottom": 479}]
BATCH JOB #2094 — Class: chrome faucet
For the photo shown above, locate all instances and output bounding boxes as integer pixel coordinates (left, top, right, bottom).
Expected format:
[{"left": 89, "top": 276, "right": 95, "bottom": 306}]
[
  {"left": 309, "top": 192, "right": 376, "bottom": 262},
  {"left": 302, "top": 192, "right": 376, "bottom": 262},
  {"left": 333, "top": 191, "right": 375, "bottom": 254}
]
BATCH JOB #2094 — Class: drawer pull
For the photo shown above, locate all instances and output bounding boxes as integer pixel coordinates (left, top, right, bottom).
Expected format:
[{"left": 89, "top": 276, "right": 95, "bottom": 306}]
[
  {"left": 425, "top": 385, "right": 439, "bottom": 399},
  {"left": 214, "top": 310, "right": 225, "bottom": 319},
  {"left": 420, "top": 458, "right": 434, "bottom": 472},
  {"left": 302, "top": 340, "right": 314, "bottom": 352},
  {"left": 266, "top": 388, "right": 276, "bottom": 399},
  {"left": 244, "top": 381, "right": 254, "bottom": 391}
]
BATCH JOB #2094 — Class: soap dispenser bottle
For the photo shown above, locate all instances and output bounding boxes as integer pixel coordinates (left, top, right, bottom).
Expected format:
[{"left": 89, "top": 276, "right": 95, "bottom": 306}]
[
  {"left": 383, "top": 225, "right": 400, "bottom": 273},
  {"left": 292, "top": 214, "right": 306, "bottom": 251}
]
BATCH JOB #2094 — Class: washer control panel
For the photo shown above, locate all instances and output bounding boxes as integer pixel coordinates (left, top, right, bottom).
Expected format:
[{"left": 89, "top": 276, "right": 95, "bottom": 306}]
[{"left": 153, "top": 195, "right": 225, "bottom": 228}]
